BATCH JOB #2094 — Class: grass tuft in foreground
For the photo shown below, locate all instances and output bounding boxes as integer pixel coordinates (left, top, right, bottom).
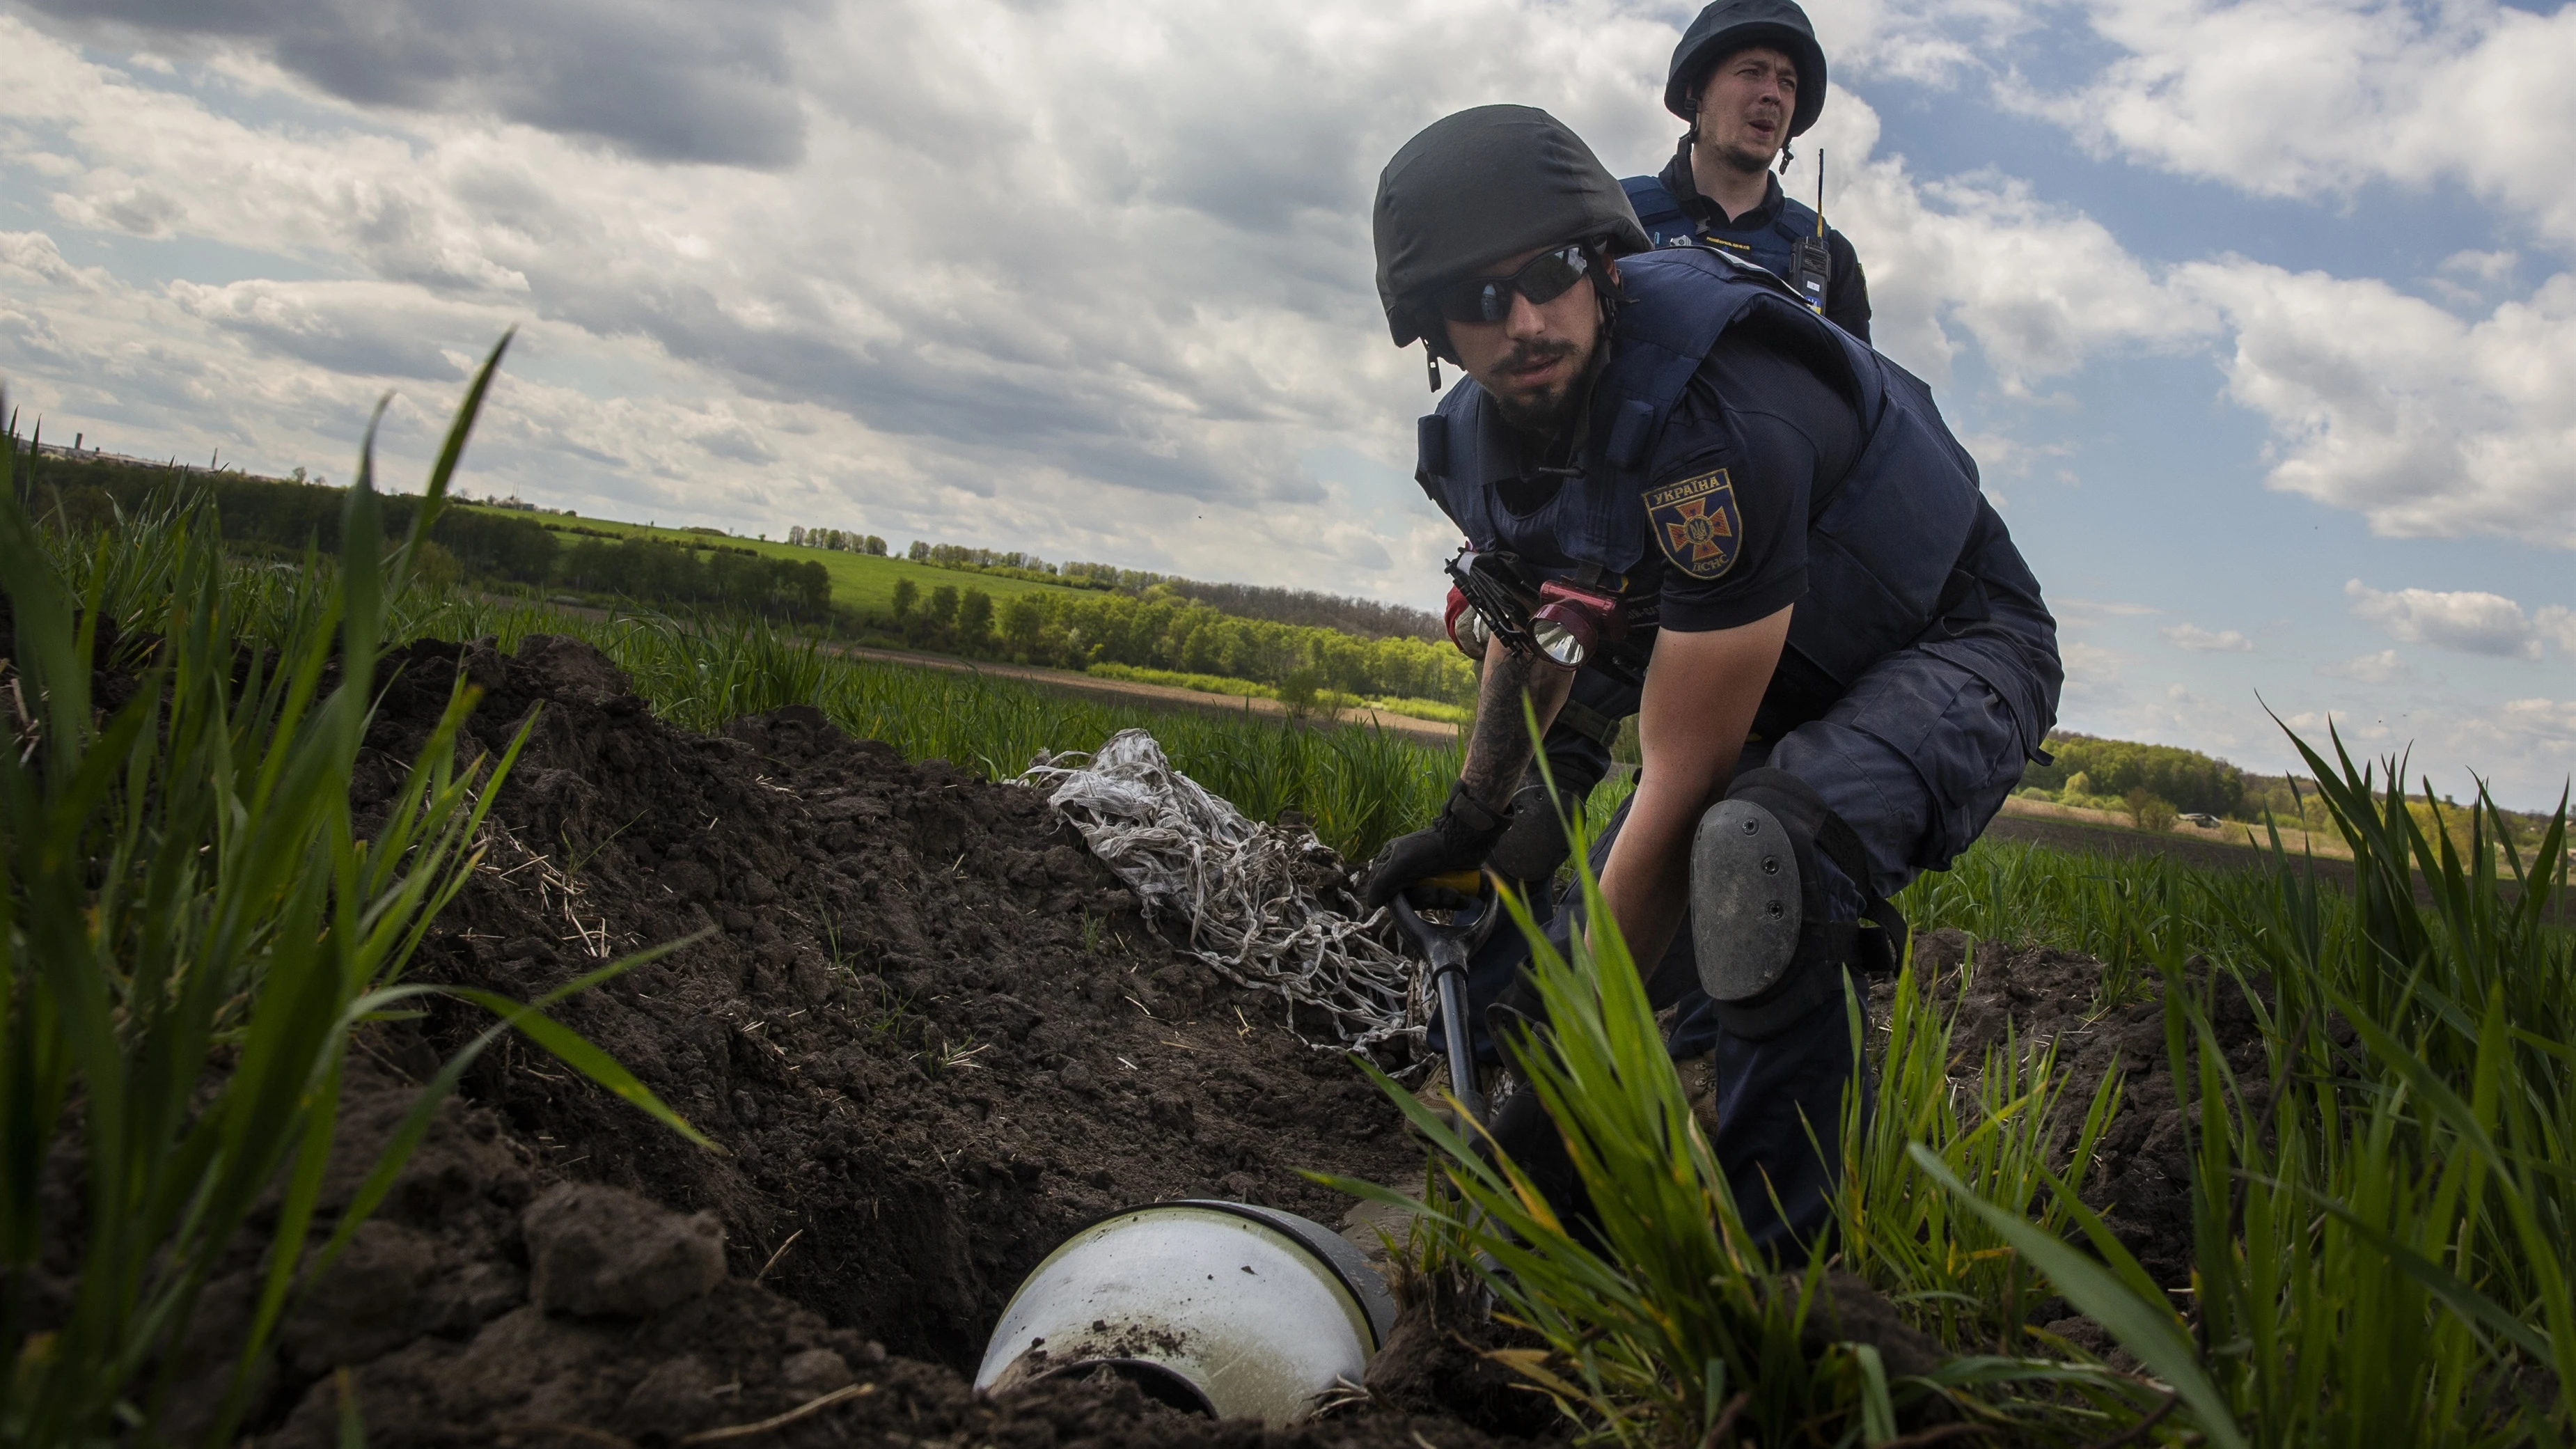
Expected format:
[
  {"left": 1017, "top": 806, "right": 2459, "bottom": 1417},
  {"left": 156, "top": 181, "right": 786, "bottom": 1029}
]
[
  {"left": 1317, "top": 799, "right": 2126, "bottom": 1446},
  {"left": 0, "top": 349, "right": 706, "bottom": 1448},
  {"left": 1836, "top": 961, "right": 2123, "bottom": 1357},
  {"left": 1919, "top": 728, "right": 2573, "bottom": 1446},
  {"left": 1327, "top": 712, "right": 2569, "bottom": 1446}
]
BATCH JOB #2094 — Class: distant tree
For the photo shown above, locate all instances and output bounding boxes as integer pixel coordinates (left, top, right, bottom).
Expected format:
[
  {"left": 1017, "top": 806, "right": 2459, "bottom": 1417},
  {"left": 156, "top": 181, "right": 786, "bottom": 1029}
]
[
  {"left": 998, "top": 593, "right": 1048, "bottom": 657},
  {"left": 958, "top": 588, "right": 994, "bottom": 645},
  {"left": 925, "top": 584, "right": 959, "bottom": 628},
  {"left": 1278, "top": 666, "right": 1325, "bottom": 722},
  {"left": 2125, "top": 788, "right": 2177, "bottom": 833},
  {"left": 410, "top": 540, "right": 463, "bottom": 593},
  {"left": 890, "top": 578, "right": 918, "bottom": 624}
]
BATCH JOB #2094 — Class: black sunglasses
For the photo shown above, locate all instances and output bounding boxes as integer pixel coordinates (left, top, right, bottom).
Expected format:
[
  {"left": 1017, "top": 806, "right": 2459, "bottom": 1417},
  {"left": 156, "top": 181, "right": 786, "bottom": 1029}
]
[{"left": 1429, "top": 245, "right": 1592, "bottom": 324}]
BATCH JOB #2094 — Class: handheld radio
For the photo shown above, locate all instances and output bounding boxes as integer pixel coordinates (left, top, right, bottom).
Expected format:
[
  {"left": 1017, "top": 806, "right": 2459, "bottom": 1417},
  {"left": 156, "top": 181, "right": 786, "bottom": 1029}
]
[{"left": 1790, "top": 148, "right": 1830, "bottom": 317}]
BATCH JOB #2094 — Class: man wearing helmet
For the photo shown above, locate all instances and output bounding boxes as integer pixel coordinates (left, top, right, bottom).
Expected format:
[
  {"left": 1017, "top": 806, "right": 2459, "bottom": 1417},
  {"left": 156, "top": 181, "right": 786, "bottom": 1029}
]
[
  {"left": 1417, "top": 0, "right": 1878, "bottom": 1080},
  {"left": 1626, "top": 0, "right": 1871, "bottom": 342},
  {"left": 1362, "top": 107, "right": 2058, "bottom": 1259}
]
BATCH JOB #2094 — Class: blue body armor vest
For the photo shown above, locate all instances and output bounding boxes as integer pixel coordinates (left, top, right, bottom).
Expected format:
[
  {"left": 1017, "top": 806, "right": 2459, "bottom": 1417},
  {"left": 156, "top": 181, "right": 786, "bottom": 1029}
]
[
  {"left": 1622, "top": 175, "right": 1823, "bottom": 291},
  {"left": 1415, "top": 247, "right": 1986, "bottom": 697}
]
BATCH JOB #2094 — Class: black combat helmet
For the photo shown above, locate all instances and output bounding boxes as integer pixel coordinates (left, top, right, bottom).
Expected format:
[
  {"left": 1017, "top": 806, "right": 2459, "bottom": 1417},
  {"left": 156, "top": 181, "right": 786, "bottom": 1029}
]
[
  {"left": 1372, "top": 104, "right": 1650, "bottom": 351},
  {"left": 1665, "top": 0, "right": 1829, "bottom": 138}
]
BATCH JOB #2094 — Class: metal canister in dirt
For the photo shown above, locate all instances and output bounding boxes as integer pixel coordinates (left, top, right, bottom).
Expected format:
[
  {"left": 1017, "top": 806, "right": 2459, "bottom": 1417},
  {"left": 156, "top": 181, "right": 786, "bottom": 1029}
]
[{"left": 974, "top": 1200, "right": 1397, "bottom": 1425}]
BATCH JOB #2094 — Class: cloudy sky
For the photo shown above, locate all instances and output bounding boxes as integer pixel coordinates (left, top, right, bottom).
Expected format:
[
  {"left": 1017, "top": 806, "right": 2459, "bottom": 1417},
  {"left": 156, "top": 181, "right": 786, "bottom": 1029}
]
[{"left": 3, "top": 0, "right": 2572, "bottom": 804}]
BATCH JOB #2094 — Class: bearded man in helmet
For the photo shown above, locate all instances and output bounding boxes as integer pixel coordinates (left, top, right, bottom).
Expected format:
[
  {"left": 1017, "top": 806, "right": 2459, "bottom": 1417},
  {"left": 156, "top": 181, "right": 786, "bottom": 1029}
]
[
  {"left": 1413, "top": 0, "right": 1879, "bottom": 1080},
  {"left": 1362, "top": 106, "right": 2058, "bottom": 1258},
  {"left": 1627, "top": 0, "right": 1871, "bottom": 341}
]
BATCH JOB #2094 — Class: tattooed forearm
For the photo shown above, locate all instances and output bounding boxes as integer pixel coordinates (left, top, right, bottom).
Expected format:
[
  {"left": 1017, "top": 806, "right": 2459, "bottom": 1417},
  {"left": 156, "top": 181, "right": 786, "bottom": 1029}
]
[{"left": 1458, "top": 650, "right": 1574, "bottom": 813}]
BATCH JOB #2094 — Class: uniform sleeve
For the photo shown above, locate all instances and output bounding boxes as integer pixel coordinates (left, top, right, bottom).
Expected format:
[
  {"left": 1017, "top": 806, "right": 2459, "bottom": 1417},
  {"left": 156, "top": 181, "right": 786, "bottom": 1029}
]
[
  {"left": 1642, "top": 385, "right": 1809, "bottom": 634},
  {"left": 1825, "top": 230, "right": 1871, "bottom": 343},
  {"left": 1644, "top": 331, "right": 1865, "bottom": 634}
]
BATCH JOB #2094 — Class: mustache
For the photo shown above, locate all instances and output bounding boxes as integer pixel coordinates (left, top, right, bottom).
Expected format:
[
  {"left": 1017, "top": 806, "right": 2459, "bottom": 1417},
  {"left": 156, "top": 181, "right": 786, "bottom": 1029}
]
[{"left": 1498, "top": 338, "right": 1579, "bottom": 373}]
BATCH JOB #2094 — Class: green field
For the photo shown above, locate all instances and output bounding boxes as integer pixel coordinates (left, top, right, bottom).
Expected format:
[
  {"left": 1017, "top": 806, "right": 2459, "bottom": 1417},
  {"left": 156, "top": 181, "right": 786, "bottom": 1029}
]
[
  {"left": 459, "top": 503, "right": 1094, "bottom": 614},
  {"left": 13, "top": 366, "right": 2575, "bottom": 1447}
]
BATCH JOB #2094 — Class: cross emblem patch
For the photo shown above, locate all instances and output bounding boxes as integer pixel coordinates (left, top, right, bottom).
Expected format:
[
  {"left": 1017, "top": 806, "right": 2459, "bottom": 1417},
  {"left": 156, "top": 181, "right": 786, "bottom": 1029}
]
[{"left": 1644, "top": 469, "right": 1743, "bottom": 580}]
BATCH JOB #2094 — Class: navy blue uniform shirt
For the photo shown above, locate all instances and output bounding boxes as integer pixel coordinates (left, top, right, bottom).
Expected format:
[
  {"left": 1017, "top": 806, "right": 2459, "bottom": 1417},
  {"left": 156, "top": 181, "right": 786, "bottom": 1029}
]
[
  {"left": 1487, "top": 324, "right": 1859, "bottom": 643},
  {"left": 1654, "top": 144, "right": 1871, "bottom": 342}
]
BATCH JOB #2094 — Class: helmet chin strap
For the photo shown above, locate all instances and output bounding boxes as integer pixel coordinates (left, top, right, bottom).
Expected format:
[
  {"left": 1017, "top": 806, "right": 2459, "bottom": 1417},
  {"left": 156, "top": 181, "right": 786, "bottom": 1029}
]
[{"left": 1427, "top": 343, "right": 1442, "bottom": 393}]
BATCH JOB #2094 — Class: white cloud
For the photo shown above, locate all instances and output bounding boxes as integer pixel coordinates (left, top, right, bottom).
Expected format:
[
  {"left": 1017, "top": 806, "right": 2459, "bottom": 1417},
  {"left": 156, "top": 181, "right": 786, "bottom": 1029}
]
[
  {"left": 2320, "top": 648, "right": 2404, "bottom": 684},
  {"left": 0, "top": 0, "right": 2311, "bottom": 604},
  {"left": 2017, "top": 0, "right": 2576, "bottom": 245},
  {"left": 2440, "top": 251, "right": 2518, "bottom": 287},
  {"left": 2162, "top": 621, "right": 2252, "bottom": 652},
  {"left": 0, "top": 228, "right": 105, "bottom": 290},
  {"left": 2181, "top": 265, "right": 2576, "bottom": 547},
  {"left": 1808, "top": 133, "right": 2576, "bottom": 551},
  {"left": 2544, "top": 606, "right": 2576, "bottom": 656},
  {"left": 6, "top": 0, "right": 2576, "bottom": 659},
  {"left": 2500, "top": 699, "right": 2576, "bottom": 745},
  {"left": 2429, "top": 249, "right": 2520, "bottom": 308},
  {"left": 12, "top": 6, "right": 1645, "bottom": 598},
  {"left": 2345, "top": 579, "right": 2575, "bottom": 660},
  {"left": 1808, "top": 110, "right": 2218, "bottom": 388},
  {"left": 2056, "top": 639, "right": 2128, "bottom": 714}
]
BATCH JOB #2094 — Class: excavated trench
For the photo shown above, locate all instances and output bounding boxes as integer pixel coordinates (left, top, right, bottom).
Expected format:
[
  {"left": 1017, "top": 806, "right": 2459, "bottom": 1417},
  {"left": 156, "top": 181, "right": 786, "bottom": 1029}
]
[{"left": 82, "top": 633, "right": 2235, "bottom": 1446}]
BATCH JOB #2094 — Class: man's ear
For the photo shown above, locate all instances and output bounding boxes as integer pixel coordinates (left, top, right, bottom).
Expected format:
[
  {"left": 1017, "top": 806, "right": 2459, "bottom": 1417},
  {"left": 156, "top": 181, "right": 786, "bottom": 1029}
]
[{"left": 1603, "top": 257, "right": 1623, "bottom": 287}]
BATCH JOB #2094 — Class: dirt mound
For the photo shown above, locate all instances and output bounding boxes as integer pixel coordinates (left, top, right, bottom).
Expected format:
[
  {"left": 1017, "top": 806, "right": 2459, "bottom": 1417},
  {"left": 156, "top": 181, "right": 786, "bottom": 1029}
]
[
  {"left": 255, "top": 632, "right": 1444, "bottom": 1446},
  {"left": 196, "top": 1060, "right": 1498, "bottom": 1449},
  {"left": 72, "top": 626, "right": 2271, "bottom": 1445},
  {"left": 1899, "top": 929, "right": 2271, "bottom": 1293}
]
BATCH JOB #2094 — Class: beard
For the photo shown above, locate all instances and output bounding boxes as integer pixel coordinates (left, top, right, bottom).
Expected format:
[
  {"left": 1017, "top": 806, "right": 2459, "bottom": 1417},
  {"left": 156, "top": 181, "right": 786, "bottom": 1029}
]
[
  {"left": 1697, "top": 112, "right": 1784, "bottom": 175},
  {"left": 1486, "top": 336, "right": 1595, "bottom": 437}
]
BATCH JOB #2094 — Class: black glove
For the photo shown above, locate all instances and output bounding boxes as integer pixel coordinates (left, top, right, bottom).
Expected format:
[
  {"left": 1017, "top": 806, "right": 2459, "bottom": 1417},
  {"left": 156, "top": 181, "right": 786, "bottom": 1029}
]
[
  {"left": 1358, "top": 781, "right": 1511, "bottom": 911},
  {"left": 1485, "top": 753, "right": 1610, "bottom": 884}
]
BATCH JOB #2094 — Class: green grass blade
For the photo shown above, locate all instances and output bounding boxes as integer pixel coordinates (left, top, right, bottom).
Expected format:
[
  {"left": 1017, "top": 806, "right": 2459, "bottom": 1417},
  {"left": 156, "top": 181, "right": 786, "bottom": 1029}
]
[{"left": 1910, "top": 1145, "right": 2246, "bottom": 1449}]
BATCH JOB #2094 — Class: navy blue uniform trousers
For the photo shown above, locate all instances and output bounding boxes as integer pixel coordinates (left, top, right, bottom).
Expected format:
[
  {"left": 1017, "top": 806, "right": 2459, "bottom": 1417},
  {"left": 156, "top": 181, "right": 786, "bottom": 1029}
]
[{"left": 1472, "top": 625, "right": 2043, "bottom": 1262}]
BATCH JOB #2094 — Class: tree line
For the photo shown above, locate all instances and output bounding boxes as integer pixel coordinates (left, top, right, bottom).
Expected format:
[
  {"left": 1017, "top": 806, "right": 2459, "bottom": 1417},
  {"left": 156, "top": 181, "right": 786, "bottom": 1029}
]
[
  {"left": 886, "top": 578, "right": 1472, "bottom": 703},
  {"left": 788, "top": 526, "right": 887, "bottom": 554},
  {"left": 888, "top": 538, "right": 1442, "bottom": 641},
  {"left": 2025, "top": 732, "right": 2555, "bottom": 843},
  {"left": 27, "top": 457, "right": 831, "bottom": 619},
  {"left": 2023, "top": 733, "right": 2248, "bottom": 819},
  {"left": 552, "top": 535, "right": 829, "bottom": 614}
]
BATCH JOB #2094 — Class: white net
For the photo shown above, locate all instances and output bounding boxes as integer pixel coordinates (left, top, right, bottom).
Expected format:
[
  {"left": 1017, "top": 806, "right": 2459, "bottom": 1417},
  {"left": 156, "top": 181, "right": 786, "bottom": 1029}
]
[{"left": 1019, "top": 729, "right": 1427, "bottom": 1067}]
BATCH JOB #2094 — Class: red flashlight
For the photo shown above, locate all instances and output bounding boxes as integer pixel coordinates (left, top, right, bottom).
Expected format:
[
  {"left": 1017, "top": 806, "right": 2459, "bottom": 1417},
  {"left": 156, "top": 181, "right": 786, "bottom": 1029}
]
[{"left": 1529, "top": 579, "right": 1625, "bottom": 668}]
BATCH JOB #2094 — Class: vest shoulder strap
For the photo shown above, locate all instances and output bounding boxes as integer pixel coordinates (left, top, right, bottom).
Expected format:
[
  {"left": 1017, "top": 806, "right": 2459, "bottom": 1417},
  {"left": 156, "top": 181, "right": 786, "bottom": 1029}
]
[
  {"left": 1621, "top": 175, "right": 1689, "bottom": 231},
  {"left": 1772, "top": 194, "right": 1823, "bottom": 246}
]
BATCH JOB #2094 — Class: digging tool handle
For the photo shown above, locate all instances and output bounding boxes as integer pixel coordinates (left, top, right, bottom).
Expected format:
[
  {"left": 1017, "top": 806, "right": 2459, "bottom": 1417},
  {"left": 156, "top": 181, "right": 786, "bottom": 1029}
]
[
  {"left": 1434, "top": 966, "right": 1486, "bottom": 1126},
  {"left": 1393, "top": 891, "right": 1491, "bottom": 1128}
]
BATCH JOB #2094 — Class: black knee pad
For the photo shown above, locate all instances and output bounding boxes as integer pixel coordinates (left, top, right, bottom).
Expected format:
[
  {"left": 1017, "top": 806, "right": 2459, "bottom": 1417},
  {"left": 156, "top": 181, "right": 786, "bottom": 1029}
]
[
  {"left": 1690, "top": 769, "right": 1879, "bottom": 1040},
  {"left": 1689, "top": 769, "right": 1838, "bottom": 1000}
]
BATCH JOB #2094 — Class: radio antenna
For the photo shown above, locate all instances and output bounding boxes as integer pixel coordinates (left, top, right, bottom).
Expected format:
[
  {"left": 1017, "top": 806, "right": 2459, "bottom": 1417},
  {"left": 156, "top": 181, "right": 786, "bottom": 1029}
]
[{"left": 1816, "top": 149, "right": 1827, "bottom": 237}]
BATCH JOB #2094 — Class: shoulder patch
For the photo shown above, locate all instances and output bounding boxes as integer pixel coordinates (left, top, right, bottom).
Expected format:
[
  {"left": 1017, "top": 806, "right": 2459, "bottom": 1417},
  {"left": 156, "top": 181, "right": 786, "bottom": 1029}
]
[{"left": 1645, "top": 469, "right": 1743, "bottom": 581}]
